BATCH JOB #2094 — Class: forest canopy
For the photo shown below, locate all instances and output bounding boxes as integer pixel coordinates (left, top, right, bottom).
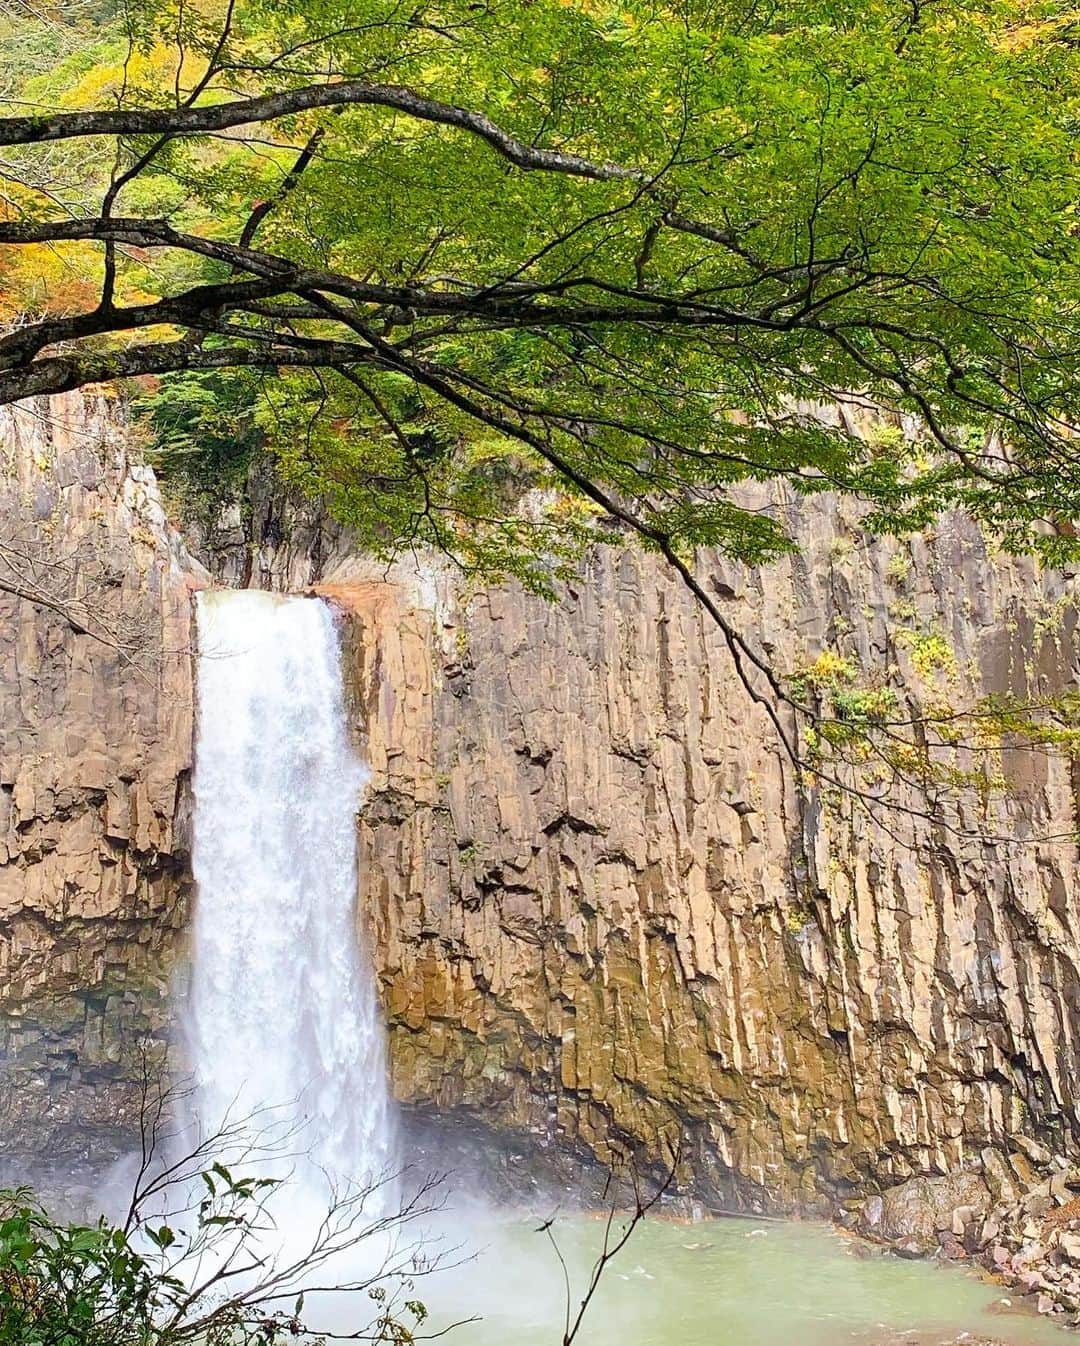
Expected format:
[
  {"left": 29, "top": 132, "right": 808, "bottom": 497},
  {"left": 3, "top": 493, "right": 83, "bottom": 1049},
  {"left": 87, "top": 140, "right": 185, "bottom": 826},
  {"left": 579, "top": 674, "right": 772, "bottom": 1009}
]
[
  {"left": 3, "top": 0, "right": 1080, "bottom": 573},
  {"left": 3, "top": 0, "right": 1080, "bottom": 800}
]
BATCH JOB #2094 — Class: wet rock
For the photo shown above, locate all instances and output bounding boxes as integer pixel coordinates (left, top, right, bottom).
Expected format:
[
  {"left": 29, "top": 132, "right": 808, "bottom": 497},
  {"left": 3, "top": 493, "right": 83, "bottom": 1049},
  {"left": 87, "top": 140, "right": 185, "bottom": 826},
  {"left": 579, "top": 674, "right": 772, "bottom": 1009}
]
[{"left": 936, "top": 1231, "right": 966, "bottom": 1260}]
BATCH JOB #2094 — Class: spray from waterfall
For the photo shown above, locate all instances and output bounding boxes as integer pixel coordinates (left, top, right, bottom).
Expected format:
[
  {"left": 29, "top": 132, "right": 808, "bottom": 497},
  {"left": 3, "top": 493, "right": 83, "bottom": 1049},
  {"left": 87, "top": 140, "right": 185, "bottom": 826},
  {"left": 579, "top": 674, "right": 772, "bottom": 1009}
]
[{"left": 188, "top": 590, "right": 394, "bottom": 1203}]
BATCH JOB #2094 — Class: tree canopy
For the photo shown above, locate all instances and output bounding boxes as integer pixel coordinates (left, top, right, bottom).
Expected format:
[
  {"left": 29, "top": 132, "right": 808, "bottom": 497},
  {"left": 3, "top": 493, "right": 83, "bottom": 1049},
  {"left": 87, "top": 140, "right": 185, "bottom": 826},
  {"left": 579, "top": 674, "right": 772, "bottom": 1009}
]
[{"left": 3, "top": 0, "right": 1080, "bottom": 810}]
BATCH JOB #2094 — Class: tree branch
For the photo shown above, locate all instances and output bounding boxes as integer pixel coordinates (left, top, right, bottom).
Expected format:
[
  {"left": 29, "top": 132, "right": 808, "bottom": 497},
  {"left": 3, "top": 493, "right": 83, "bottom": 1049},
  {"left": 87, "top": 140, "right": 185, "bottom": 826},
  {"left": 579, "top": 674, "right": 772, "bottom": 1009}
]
[
  {"left": 0, "top": 79, "right": 641, "bottom": 185},
  {"left": 0, "top": 335, "right": 375, "bottom": 402}
]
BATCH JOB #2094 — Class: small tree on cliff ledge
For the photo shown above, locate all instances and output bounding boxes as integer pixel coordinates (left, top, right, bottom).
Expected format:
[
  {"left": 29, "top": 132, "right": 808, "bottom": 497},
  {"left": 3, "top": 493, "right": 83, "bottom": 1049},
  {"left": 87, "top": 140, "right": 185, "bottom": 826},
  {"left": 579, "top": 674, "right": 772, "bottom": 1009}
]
[{"left": 3, "top": 0, "right": 1080, "bottom": 811}]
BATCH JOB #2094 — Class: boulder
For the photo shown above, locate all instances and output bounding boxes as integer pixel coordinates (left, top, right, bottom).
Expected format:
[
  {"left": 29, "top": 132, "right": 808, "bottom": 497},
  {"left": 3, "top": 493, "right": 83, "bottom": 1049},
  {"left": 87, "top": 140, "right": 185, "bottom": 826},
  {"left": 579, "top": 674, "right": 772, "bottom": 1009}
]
[{"left": 860, "top": 1172, "right": 991, "bottom": 1253}]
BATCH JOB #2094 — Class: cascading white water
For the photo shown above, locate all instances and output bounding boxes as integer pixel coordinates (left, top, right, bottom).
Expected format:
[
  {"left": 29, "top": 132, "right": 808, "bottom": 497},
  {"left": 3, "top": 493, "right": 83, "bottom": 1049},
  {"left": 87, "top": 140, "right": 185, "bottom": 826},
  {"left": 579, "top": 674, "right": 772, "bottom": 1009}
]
[{"left": 188, "top": 590, "right": 394, "bottom": 1198}]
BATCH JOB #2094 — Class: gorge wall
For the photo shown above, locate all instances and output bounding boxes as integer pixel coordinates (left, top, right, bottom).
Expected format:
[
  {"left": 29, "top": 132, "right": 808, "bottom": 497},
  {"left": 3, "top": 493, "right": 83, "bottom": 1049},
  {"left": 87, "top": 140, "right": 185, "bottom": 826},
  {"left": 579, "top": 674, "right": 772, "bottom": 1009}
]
[
  {"left": 329, "top": 502, "right": 1080, "bottom": 1211},
  {"left": 2, "top": 393, "right": 1078, "bottom": 1213},
  {"left": 0, "top": 394, "right": 197, "bottom": 1172}
]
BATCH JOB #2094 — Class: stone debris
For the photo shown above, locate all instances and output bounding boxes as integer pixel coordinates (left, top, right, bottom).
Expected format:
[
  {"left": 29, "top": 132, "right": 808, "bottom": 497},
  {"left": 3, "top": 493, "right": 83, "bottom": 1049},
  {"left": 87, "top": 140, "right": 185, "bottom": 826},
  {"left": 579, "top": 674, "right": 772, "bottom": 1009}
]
[
  {"left": 870, "top": 1337, "right": 1010, "bottom": 1346},
  {"left": 852, "top": 1156, "right": 1080, "bottom": 1327}
]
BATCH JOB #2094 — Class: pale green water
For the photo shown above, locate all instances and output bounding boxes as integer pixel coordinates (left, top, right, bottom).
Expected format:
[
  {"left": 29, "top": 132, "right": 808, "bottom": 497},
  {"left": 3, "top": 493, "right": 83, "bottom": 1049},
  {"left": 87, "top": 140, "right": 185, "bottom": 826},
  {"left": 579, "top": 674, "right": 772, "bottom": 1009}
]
[{"left": 410, "top": 1213, "right": 1073, "bottom": 1346}]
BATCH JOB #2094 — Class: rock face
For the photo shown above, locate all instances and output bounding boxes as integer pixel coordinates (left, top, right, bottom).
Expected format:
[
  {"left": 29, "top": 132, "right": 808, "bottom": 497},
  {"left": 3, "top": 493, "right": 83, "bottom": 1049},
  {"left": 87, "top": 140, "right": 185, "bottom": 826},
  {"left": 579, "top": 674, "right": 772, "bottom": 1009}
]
[
  {"left": 324, "top": 494, "right": 1080, "bottom": 1210},
  {"left": 2, "top": 396, "right": 1079, "bottom": 1214},
  {"left": 0, "top": 394, "right": 198, "bottom": 1172}
]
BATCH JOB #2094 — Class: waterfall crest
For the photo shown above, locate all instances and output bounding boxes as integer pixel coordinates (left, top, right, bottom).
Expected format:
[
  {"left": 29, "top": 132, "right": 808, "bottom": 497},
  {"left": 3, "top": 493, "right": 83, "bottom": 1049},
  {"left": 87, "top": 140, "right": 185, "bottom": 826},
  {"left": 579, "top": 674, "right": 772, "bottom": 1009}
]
[{"left": 189, "top": 590, "right": 393, "bottom": 1195}]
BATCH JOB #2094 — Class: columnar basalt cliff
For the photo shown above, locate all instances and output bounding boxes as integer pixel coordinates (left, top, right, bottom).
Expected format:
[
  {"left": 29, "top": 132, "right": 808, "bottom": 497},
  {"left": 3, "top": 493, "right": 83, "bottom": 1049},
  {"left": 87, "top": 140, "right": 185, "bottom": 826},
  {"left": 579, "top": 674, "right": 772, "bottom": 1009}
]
[
  {"left": 328, "top": 500, "right": 1080, "bottom": 1211},
  {"left": 2, "top": 395, "right": 1079, "bottom": 1213},
  {"left": 0, "top": 395, "right": 197, "bottom": 1171}
]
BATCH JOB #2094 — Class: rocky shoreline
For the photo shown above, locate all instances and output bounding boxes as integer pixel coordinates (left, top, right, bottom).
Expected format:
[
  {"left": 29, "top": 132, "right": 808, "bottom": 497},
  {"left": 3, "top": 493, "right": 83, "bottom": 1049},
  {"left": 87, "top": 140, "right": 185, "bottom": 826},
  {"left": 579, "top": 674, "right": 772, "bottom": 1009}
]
[
  {"left": 870, "top": 1338, "right": 1028, "bottom": 1346},
  {"left": 847, "top": 1156, "right": 1080, "bottom": 1329}
]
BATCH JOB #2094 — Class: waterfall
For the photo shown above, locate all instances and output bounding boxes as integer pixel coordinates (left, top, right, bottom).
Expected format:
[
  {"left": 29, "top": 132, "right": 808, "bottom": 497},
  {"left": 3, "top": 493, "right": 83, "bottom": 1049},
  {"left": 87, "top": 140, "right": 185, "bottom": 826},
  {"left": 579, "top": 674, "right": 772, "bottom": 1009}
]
[{"left": 188, "top": 589, "right": 393, "bottom": 1199}]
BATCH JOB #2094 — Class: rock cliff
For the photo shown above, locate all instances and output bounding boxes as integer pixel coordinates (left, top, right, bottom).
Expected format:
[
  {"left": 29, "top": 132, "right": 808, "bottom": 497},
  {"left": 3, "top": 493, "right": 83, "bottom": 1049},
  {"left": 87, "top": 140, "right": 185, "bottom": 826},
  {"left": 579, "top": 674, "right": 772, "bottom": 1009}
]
[
  {"left": 325, "top": 499, "right": 1080, "bottom": 1210},
  {"left": 0, "top": 394, "right": 197, "bottom": 1172},
  {"left": 2, "top": 394, "right": 1079, "bottom": 1214}
]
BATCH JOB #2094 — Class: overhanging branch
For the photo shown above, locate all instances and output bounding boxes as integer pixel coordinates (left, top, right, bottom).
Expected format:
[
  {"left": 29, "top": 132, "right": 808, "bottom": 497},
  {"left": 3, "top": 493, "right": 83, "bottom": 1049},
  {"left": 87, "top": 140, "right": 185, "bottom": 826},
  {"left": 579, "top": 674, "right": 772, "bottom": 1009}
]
[
  {"left": 0, "top": 336, "right": 377, "bottom": 402},
  {"left": 0, "top": 79, "right": 641, "bottom": 185}
]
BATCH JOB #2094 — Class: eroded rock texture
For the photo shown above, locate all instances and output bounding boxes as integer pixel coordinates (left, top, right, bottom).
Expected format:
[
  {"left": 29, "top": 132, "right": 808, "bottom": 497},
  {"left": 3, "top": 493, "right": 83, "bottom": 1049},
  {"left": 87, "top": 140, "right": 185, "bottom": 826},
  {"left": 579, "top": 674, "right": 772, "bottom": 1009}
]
[
  {"left": 0, "top": 395, "right": 197, "bottom": 1170},
  {"left": 326, "top": 493, "right": 1080, "bottom": 1211},
  {"left": 3, "top": 394, "right": 1079, "bottom": 1212}
]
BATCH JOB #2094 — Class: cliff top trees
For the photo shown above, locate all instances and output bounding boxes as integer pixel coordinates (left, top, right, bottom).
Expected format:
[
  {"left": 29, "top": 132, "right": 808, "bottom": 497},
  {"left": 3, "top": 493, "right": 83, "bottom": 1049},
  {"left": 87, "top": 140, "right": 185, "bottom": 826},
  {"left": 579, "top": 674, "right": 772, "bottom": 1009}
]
[{"left": 2, "top": 0, "right": 1080, "bottom": 807}]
